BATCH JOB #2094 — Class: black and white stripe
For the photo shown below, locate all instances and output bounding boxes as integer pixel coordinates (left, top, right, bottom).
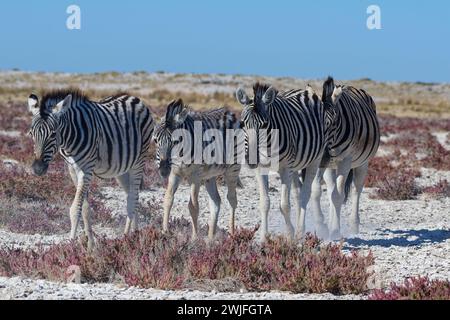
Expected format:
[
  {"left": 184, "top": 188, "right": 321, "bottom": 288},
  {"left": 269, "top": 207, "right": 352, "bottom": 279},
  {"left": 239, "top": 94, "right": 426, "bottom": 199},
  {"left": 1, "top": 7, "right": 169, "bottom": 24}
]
[
  {"left": 314, "top": 77, "right": 380, "bottom": 239},
  {"left": 321, "top": 77, "right": 380, "bottom": 168},
  {"left": 153, "top": 99, "right": 241, "bottom": 239},
  {"left": 236, "top": 83, "right": 327, "bottom": 241},
  {"left": 28, "top": 90, "right": 154, "bottom": 248}
]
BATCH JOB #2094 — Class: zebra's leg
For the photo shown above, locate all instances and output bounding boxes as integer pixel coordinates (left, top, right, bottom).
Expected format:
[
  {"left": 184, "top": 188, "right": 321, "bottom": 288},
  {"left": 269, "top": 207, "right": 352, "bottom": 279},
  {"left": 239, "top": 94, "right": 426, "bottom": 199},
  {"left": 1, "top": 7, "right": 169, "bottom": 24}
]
[
  {"left": 279, "top": 168, "right": 294, "bottom": 240},
  {"left": 224, "top": 172, "right": 239, "bottom": 236},
  {"left": 129, "top": 170, "right": 143, "bottom": 233},
  {"left": 118, "top": 169, "right": 142, "bottom": 235},
  {"left": 325, "top": 157, "right": 352, "bottom": 240},
  {"left": 162, "top": 172, "right": 181, "bottom": 234},
  {"left": 188, "top": 182, "right": 200, "bottom": 240},
  {"left": 68, "top": 166, "right": 94, "bottom": 250},
  {"left": 116, "top": 173, "right": 132, "bottom": 234},
  {"left": 310, "top": 167, "right": 329, "bottom": 238},
  {"left": 68, "top": 167, "right": 93, "bottom": 246},
  {"left": 350, "top": 163, "right": 368, "bottom": 235},
  {"left": 324, "top": 168, "right": 337, "bottom": 237},
  {"left": 205, "top": 178, "right": 221, "bottom": 240},
  {"left": 292, "top": 171, "right": 302, "bottom": 236},
  {"left": 256, "top": 169, "right": 270, "bottom": 242},
  {"left": 295, "top": 160, "right": 322, "bottom": 239}
]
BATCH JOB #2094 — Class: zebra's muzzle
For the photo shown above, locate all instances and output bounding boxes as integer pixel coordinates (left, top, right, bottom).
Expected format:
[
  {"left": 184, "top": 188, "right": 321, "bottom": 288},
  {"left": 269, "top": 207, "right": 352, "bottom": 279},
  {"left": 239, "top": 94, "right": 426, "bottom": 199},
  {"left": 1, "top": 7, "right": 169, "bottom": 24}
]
[
  {"left": 32, "top": 159, "right": 49, "bottom": 176},
  {"left": 159, "top": 160, "right": 171, "bottom": 178}
]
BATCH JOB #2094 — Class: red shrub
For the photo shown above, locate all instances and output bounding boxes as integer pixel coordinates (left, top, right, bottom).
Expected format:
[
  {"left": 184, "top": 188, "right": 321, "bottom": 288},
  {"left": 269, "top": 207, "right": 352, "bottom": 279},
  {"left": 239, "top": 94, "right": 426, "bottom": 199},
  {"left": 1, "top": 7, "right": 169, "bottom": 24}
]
[
  {"left": 0, "top": 160, "right": 116, "bottom": 234},
  {"left": 0, "top": 222, "right": 374, "bottom": 294},
  {"left": 420, "top": 144, "right": 450, "bottom": 171},
  {"left": 0, "top": 135, "right": 34, "bottom": 164},
  {"left": 0, "top": 202, "right": 70, "bottom": 235},
  {"left": 0, "top": 162, "right": 74, "bottom": 203},
  {"left": 372, "top": 170, "right": 422, "bottom": 201},
  {"left": 366, "top": 156, "right": 396, "bottom": 188},
  {"left": 368, "top": 117, "right": 450, "bottom": 199},
  {"left": 369, "top": 277, "right": 450, "bottom": 300},
  {"left": 0, "top": 103, "right": 30, "bottom": 133},
  {"left": 379, "top": 116, "right": 450, "bottom": 135},
  {"left": 422, "top": 180, "right": 450, "bottom": 199}
]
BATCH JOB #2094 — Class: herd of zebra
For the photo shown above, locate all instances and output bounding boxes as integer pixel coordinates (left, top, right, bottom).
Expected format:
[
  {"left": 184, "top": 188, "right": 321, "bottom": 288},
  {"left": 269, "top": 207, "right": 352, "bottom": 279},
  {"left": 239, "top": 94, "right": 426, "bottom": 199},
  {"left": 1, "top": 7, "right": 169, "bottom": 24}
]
[{"left": 27, "top": 77, "right": 380, "bottom": 249}]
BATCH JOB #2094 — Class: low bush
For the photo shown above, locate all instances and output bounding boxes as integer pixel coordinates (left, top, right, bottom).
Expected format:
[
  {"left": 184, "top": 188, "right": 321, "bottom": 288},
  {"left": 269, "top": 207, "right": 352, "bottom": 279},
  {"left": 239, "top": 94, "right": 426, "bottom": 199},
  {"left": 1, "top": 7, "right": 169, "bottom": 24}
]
[
  {"left": 422, "top": 180, "right": 450, "bottom": 199},
  {"left": 0, "top": 160, "right": 118, "bottom": 234},
  {"left": 366, "top": 156, "right": 396, "bottom": 188},
  {"left": 0, "top": 162, "right": 74, "bottom": 203},
  {"left": 369, "top": 277, "right": 450, "bottom": 300},
  {"left": 372, "top": 170, "right": 422, "bottom": 201},
  {"left": 0, "top": 221, "right": 374, "bottom": 294}
]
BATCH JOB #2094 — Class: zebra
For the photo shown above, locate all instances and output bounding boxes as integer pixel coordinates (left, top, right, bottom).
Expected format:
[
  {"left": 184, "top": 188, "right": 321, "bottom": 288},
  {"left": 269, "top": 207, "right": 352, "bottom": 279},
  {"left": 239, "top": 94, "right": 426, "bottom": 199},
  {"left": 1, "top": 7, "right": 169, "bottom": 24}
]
[
  {"left": 27, "top": 89, "right": 154, "bottom": 249},
  {"left": 236, "top": 83, "right": 327, "bottom": 242},
  {"left": 152, "top": 99, "right": 241, "bottom": 240},
  {"left": 310, "top": 77, "right": 380, "bottom": 239}
]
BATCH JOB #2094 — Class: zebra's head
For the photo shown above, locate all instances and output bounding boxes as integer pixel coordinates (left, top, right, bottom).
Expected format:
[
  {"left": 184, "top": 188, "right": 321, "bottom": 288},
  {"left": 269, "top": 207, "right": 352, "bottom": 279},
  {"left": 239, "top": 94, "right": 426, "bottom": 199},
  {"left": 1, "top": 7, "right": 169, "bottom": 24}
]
[
  {"left": 322, "top": 77, "right": 343, "bottom": 140},
  {"left": 27, "top": 93, "right": 72, "bottom": 176},
  {"left": 152, "top": 99, "right": 189, "bottom": 178},
  {"left": 236, "top": 83, "right": 277, "bottom": 169}
]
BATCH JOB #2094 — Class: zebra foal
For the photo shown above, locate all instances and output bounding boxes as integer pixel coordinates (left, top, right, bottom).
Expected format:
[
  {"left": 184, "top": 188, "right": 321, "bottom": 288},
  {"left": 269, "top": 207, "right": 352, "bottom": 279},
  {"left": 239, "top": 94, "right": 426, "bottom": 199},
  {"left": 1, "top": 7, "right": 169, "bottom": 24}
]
[
  {"left": 153, "top": 99, "right": 241, "bottom": 240},
  {"left": 27, "top": 90, "right": 154, "bottom": 249}
]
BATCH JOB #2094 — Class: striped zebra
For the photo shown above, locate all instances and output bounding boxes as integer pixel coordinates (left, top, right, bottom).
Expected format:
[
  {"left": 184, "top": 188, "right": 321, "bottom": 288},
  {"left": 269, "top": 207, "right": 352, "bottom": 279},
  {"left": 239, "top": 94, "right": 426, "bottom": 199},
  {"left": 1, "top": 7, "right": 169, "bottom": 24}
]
[
  {"left": 153, "top": 99, "right": 241, "bottom": 240},
  {"left": 311, "top": 77, "right": 380, "bottom": 239},
  {"left": 27, "top": 90, "right": 154, "bottom": 249},
  {"left": 236, "top": 83, "right": 327, "bottom": 242}
]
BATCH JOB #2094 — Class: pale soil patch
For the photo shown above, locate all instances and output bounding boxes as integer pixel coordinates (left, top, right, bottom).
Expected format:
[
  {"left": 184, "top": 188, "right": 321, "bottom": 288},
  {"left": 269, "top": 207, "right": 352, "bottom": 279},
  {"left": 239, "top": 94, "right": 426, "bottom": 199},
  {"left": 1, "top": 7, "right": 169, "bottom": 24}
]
[{"left": 0, "top": 276, "right": 363, "bottom": 300}]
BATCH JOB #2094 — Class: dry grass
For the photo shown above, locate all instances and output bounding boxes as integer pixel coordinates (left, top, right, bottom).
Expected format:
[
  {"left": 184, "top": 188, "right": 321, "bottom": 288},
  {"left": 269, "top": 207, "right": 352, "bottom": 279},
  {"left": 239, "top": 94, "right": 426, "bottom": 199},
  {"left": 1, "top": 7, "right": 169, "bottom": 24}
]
[{"left": 1, "top": 71, "right": 449, "bottom": 118}]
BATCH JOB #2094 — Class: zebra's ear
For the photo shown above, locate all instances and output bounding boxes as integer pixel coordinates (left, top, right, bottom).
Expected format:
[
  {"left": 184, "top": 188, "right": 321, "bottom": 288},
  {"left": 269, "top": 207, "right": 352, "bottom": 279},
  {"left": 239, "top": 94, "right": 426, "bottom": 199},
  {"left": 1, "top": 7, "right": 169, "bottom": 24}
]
[
  {"left": 54, "top": 94, "right": 72, "bottom": 114},
  {"left": 332, "top": 86, "right": 343, "bottom": 103},
  {"left": 173, "top": 107, "right": 189, "bottom": 125},
  {"left": 306, "top": 84, "right": 316, "bottom": 96},
  {"left": 262, "top": 86, "right": 277, "bottom": 105},
  {"left": 28, "top": 94, "right": 40, "bottom": 116},
  {"left": 236, "top": 88, "right": 250, "bottom": 106}
]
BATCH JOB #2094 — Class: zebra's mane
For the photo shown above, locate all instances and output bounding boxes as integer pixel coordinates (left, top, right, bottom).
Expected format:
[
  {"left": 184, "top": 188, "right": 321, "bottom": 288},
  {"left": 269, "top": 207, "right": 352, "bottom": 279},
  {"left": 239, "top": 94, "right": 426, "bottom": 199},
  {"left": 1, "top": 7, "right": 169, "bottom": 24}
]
[
  {"left": 163, "top": 99, "right": 232, "bottom": 129},
  {"left": 39, "top": 89, "right": 89, "bottom": 117},
  {"left": 98, "top": 92, "right": 131, "bottom": 104},
  {"left": 160, "top": 99, "right": 187, "bottom": 129},
  {"left": 252, "top": 82, "right": 279, "bottom": 111},
  {"left": 253, "top": 83, "right": 271, "bottom": 101},
  {"left": 165, "top": 98, "right": 185, "bottom": 119}
]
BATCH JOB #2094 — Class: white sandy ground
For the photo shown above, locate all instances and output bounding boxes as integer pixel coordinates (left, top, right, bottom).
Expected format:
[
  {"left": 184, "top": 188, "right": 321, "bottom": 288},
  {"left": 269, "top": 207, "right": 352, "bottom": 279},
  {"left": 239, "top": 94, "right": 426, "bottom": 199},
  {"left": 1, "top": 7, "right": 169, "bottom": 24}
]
[{"left": 0, "top": 164, "right": 449, "bottom": 300}]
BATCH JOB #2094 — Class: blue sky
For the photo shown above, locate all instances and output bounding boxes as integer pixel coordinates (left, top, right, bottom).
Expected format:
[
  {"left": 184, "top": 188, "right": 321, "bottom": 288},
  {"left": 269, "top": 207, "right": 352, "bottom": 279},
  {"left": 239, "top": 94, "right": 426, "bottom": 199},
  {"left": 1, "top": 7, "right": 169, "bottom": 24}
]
[{"left": 0, "top": 1, "right": 449, "bottom": 82}]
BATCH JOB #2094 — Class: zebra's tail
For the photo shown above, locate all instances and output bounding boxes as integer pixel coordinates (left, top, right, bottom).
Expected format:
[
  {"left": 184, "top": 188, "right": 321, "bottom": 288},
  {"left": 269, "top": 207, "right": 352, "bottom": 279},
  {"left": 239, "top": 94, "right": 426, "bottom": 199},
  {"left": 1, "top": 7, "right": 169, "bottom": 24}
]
[
  {"left": 322, "top": 76, "right": 335, "bottom": 104},
  {"left": 344, "top": 169, "right": 353, "bottom": 203},
  {"left": 237, "top": 178, "right": 244, "bottom": 189}
]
